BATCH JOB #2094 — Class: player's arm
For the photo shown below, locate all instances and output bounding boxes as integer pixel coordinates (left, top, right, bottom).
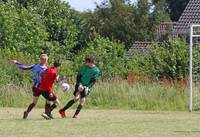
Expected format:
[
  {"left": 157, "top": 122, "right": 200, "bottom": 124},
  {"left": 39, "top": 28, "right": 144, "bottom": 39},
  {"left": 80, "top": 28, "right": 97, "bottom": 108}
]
[
  {"left": 76, "top": 73, "right": 82, "bottom": 84},
  {"left": 55, "top": 75, "right": 59, "bottom": 83},
  {"left": 52, "top": 74, "right": 60, "bottom": 95},
  {"left": 88, "top": 78, "right": 96, "bottom": 89},
  {"left": 88, "top": 70, "right": 100, "bottom": 89},
  {"left": 76, "top": 67, "right": 83, "bottom": 85},
  {"left": 11, "top": 60, "right": 35, "bottom": 70},
  {"left": 55, "top": 75, "right": 60, "bottom": 92}
]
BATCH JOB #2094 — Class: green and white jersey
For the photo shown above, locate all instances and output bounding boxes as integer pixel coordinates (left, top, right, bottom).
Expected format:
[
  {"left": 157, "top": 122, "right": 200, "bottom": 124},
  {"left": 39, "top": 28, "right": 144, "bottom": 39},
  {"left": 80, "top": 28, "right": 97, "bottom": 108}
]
[{"left": 78, "top": 65, "right": 100, "bottom": 92}]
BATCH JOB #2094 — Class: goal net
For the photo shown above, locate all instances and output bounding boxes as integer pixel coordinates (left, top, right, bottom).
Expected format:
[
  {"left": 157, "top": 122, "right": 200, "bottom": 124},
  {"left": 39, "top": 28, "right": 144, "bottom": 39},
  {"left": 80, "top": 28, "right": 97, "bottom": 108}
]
[{"left": 189, "top": 24, "right": 200, "bottom": 112}]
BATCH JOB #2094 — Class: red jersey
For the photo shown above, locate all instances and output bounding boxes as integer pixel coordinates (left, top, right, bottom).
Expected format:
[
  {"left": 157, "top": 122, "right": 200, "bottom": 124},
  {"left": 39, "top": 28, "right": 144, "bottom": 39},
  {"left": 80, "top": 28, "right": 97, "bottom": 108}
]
[{"left": 39, "top": 67, "right": 58, "bottom": 93}]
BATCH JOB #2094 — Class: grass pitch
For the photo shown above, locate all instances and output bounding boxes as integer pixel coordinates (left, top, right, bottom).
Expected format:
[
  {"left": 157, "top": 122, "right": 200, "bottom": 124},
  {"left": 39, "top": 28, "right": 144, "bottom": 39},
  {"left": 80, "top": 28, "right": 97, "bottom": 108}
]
[{"left": 0, "top": 108, "right": 200, "bottom": 137}]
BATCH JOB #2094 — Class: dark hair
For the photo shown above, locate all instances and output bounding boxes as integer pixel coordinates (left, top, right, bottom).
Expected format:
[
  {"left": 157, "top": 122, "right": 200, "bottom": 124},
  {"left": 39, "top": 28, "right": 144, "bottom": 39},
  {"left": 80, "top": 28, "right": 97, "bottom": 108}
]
[
  {"left": 85, "top": 56, "right": 96, "bottom": 63},
  {"left": 54, "top": 60, "right": 61, "bottom": 67}
]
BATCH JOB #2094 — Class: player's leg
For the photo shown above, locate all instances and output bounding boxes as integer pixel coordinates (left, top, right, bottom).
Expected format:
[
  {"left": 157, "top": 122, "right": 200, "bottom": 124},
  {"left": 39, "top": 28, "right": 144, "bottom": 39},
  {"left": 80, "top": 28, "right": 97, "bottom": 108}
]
[
  {"left": 42, "top": 100, "right": 52, "bottom": 120},
  {"left": 61, "top": 91, "right": 80, "bottom": 111},
  {"left": 23, "top": 87, "right": 41, "bottom": 119},
  {"left": 49, "top": 98, "right": 60, "bottom": 113},
  {"left": 23, "top": 96, "right": 39, "bottom": 119},
  {"left": 45, "top": 100, "right": 51, "bottom": 114},
  {"left": 59, "top": 93, "right": 80, "bottom": 118},
  {"left": 27, "top": 96, "right": 38, "bottom": 112},
  {"left": 72, "top": 97, "right": 86, "bottom": 119},
  {"left": 59, "top": 85, "right": 80, "bottom": 118},
  {"left": 43, "top": 99, "right": 59, "bottom": 119},
  {"left": 41, "top": 92, "right": 59, "bottom": 119}
]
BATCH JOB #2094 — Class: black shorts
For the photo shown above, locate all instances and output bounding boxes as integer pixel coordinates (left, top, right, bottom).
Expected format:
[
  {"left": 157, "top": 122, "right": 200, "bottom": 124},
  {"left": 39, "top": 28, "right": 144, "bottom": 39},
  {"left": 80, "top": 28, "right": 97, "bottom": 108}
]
[
  {"left": 73, "top": 84, "right": 87, "bottom": 98},
  {"left": 39, "top": 91, "right": 57, "bottom": 101}
]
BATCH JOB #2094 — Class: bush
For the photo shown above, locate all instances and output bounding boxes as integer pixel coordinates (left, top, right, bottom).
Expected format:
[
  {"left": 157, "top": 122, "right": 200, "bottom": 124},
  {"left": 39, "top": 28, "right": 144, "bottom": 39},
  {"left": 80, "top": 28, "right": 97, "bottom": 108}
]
[
  {"left": 150, "top": 39, "right": 189, "bottom": 80},
  {"left": 0, "top": 2, "right": 49, "bottom": 56},
  {"left": 73, "top": 35, "right": 126, "bottom": 79},
  {"left": 29, "top": 0, "right": 83, "bottom": 59},
  {"left": 0, "top": 0, "right": 85, "bottom": 60},
  {"left": 0, "top": 49, "right": 34, "bottom": 86},
  {"left": 127, "top": 38, "right": 189, "bottom": 80}
]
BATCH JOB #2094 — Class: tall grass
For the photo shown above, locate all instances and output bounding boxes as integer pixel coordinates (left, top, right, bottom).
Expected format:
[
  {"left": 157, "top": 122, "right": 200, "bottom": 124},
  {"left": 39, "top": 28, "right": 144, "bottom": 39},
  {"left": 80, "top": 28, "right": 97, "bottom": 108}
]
[
  {"left": 0, "top": 81, "right": 188, "bottom": 111},
  {"left": 88, "top": 81, "right": 188, "bottom": 111},
  {"left": 0, "top": 84, "right": 32, "bottom": 107}
]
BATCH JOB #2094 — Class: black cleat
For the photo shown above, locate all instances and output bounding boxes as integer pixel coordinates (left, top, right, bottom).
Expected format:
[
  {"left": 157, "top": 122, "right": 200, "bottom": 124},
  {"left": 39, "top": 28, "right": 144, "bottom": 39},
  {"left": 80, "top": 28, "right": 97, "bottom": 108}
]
[
  {"left": 23, "top": 111, "right": 29, "bottom": 119},
  {"left": 48, "top": 113, "right": 54, "bottom": 119},
  {"left": 41, "top": 112, "right": 52, "bottom": 120}
]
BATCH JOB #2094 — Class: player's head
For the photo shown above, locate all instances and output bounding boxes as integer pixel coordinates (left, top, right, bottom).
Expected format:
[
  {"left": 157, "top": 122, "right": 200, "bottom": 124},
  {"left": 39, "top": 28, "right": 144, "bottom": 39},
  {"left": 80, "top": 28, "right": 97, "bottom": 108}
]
[
  {"left": 54, "top": 59, "right": 61, "bottom": 71},
  {"left": 40, "top": 54, "right": 48, "bottom": 65},
  {"left": 85, "top": 56, "right": 96, "bottom": 67}
]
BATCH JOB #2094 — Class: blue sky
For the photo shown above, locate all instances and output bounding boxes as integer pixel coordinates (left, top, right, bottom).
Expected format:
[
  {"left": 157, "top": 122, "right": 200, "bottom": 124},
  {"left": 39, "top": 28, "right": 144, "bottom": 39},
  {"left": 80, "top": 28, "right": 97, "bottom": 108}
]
[{"left": 65, "top": 0, "right": 136, "bottom": 12}]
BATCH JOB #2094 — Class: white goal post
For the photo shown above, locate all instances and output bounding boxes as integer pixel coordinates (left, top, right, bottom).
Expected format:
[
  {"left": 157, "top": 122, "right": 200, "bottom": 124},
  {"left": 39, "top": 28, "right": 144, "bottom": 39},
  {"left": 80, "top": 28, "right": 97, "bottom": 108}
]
[{"left": 189, "top": 24, "right": 200, "bottom": 112}]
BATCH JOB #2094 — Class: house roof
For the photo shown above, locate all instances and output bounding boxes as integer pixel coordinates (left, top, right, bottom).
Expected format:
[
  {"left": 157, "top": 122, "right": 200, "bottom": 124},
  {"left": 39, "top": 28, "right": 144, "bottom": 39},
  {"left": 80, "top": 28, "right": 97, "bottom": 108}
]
[
  {"left": 173, "top": 0, "right": 200, "bottom": 35},
  {"left": 157, "top": 22, "right": 175, "bottom": 34},
  {"left": 127, "top": 41, "right": 153, "bottom": 56}
]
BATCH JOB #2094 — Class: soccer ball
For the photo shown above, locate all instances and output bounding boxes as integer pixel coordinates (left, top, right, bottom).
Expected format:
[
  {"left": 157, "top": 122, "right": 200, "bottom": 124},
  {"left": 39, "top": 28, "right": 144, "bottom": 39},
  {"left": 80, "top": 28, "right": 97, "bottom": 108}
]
[{"left": 61, "top": 83, "right": 70, "bottom": 92}]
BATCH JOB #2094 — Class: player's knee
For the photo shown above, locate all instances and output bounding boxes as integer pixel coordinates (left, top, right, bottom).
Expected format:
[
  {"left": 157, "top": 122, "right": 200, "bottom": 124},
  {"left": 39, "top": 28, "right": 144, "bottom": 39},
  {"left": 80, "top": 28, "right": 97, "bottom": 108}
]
[
  {"left": 32, "top": 97, "right": 39, "bottom": 104},
  {"left": 80, "top": 102, "right": 85, "bottom": 105},
  {"left": 74, "top": 95, "right": 80, "bottom": 101},
  {"left": 46, "top": 100, "right": 51, "bottom": 104},
  {"left": 55, "top": 100, "right": 60, "bottom": 105},
  {"left": 80, "top": 98, "right": 86, "bottom": 105},
  {"left": 52, "top": 97, "right": 60, "bottom": 105},
  {"left": 32, "top": 100, "right": 37, "bottom": 104}
]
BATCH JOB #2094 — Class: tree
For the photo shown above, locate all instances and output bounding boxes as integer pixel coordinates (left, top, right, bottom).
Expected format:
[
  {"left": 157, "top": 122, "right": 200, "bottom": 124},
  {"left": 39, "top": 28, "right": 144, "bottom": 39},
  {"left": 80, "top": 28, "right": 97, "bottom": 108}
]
[
  {"left": 167, "top": 0, "right": 189, "bottom": 21},
  {"left": 84, "top": 0, "right": 137, "bottom": 48},
  {"left": 148, "top": 0, "right": 170, "bottom": 41},
  {"left": 0, "top": 1, "right": 49, "bottom": 57},
  {"left": 1, "top": 0, "right": 85, "bottom": 59},
  {"left": 70, "top": 10, "right": 90, "bottom": 53},
  {"left": 74, "top": 35, "right": 126, "bottom": 79},
  {"left": 83, "top": 0, "right": 169, "bottom": 48},
  {"left": 134, "top": 0, "right": 151, "bottom": 41},
  {"left": 153, "top": 0, "right": 189, "bottom": 21},
  {"left": 30, "top": 0, "right": 79, "bottom": 59}
]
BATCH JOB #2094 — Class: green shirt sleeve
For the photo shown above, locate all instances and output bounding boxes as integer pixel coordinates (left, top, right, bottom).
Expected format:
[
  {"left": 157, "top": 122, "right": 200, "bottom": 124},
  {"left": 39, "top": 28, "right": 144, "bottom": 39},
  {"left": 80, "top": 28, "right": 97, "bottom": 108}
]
[
  {"left": 76, "top": 66, "right": 85, "bottom": 84},
  {"left": 88, "top": 68, "right": 100, "bottom": 89}
]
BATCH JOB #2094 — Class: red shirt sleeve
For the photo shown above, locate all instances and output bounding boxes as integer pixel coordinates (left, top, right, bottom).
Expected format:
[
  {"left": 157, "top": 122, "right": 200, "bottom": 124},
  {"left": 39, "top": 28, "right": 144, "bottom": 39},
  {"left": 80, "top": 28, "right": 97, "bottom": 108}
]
[{"left": 54, "top": 73, "right": 58, "bottom": 82}]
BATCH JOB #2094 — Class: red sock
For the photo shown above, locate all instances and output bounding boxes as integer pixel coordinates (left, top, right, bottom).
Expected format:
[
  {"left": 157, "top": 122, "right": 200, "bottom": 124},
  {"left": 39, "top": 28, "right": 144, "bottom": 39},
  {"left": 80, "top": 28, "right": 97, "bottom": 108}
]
[
  {"left": 27, "top": 103, "right": 35, "bottom": 113},
  {"left": 45, "top": 103, "right": 51, "bottom": 114}
]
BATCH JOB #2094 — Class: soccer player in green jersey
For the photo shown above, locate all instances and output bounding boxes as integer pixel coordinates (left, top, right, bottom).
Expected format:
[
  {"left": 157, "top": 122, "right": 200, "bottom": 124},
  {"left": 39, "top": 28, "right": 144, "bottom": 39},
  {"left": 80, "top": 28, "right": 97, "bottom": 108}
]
[{"left": 59, "top": 56, "right": 100, "bottom": 119}]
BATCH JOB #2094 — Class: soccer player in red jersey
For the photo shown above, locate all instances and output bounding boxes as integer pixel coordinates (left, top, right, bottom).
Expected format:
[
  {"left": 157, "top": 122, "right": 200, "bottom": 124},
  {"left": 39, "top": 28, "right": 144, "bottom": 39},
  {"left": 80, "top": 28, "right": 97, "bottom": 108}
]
[{"left": 39, "top": 60, "right": 61, "bottom": 120}]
